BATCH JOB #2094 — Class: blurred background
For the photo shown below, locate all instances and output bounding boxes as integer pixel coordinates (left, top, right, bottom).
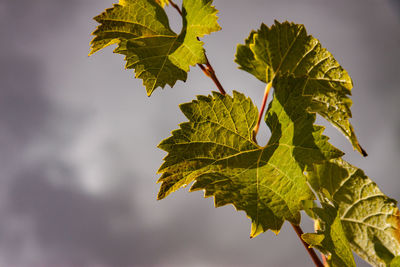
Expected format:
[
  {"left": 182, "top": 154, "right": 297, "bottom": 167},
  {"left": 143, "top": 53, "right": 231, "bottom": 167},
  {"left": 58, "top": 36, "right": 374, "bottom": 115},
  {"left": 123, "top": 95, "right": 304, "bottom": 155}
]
[{"left": 0, "top": 0, "right": 399, "bottom": 266}]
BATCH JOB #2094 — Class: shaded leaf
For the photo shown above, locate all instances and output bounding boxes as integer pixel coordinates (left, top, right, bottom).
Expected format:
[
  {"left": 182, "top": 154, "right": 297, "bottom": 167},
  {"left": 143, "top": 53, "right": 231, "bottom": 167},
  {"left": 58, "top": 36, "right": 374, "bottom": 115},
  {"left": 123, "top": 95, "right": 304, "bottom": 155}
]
[
  {"left": 235, "top": 21, "right": 365, "bottom": 155},
  {"left": 374, "top": 235, "right": 395, "bottom": 266},
  {"left": 157, "top": 76, "right": 342, "bottom": 237},
  {"left": 307, "top": 158, "right": 400, "bottom": 266},
  {"left": 235, "top": 30, "right": 266, "bottom": 83},
  {"left": 302, "top": 204, "right": 356, "bottom": 267},
  {"left": 90, "top": 0, "right": 220, "bottom": 95}
]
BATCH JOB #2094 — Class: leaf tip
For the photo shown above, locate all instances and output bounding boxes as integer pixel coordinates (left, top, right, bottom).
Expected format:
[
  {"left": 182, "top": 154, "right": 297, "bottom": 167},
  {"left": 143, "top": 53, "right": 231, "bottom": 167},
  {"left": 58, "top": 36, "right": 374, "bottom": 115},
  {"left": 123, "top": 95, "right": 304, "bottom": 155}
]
[
  {"left": 271, "top": 229, "right": 280, "bottom": 235},
  {"left": 359, "top": 144, "right": 368, "bottom": 157},
  {"left": 156, "top": 191, "right": 165, "bottom": 200},
  {"left": 88, "top": 49, "right": 95, "bottom": 57},
  {"left": 145, "top": 83, "right": 157, "bottom": 97},
  {"left": 250, "top": 221, "right": 264, "bottom": 238}
]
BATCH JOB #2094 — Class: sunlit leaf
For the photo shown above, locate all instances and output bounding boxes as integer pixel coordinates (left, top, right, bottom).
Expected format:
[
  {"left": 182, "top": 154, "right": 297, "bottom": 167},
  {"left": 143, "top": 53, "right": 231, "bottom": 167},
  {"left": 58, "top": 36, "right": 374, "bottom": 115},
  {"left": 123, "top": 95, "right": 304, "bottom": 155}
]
[
  {"left": 90, "top": 0, "right": 220, "bottom": 95},
  {"left": 307, "top": 158, "right": 400, "bottom": 266},
  {"left": 235, "top": 21, "right": 365, "bottom": 155},
  {"left": 157, "top": 76, "right": 342, "bottom": 237},
  {"left": 302, "top": 204, "right": 356, "bottom": 267}
]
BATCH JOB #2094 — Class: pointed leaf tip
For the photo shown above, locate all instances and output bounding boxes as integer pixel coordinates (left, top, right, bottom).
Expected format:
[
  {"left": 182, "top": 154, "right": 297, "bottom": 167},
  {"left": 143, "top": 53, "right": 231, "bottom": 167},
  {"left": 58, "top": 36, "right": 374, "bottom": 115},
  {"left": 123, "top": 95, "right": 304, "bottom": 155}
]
[{"left": 359, "top": 144, "right": 368, "bottom": 157}]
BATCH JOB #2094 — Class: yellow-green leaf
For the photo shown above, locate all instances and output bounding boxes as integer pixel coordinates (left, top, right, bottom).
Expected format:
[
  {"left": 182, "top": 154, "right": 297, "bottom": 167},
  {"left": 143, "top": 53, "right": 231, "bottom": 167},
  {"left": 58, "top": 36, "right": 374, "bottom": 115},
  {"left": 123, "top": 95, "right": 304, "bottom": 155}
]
[
  {"left": 302, "top": 232, "right": 325, "bottom": 247},
  {"left": 157, "top": 76, "right": 342, "bottom": 237},
  {"left": 89, "top": 0, "right": 220, "bottom": 95},
  {"left": 391, "top": 256, "right": 400, "bottom": 267},
  {"left": 235, "top": 21, "right": 365, "bottom": 155},
  {"left": 307, "top": 158, "right": 400, "bottom": 266},
  {"left": 302, "top": 204, "right": 356, "bottom": 267}
]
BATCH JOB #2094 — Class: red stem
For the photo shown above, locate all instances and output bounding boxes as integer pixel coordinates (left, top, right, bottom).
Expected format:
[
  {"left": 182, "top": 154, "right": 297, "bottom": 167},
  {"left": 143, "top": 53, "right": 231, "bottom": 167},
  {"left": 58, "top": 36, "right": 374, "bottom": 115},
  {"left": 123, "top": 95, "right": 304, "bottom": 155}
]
[
  {"left": 202, "top": 55, "right": 226, "bottom": 95},
  {"left": 169, "top": 0, "right": 182, "bottom": 16},
  {"left": 252, "top": 82, "right": 272, "bottom": 142},
  {"left": 291, "top": 223, "right": 324, "bottom": 267}
]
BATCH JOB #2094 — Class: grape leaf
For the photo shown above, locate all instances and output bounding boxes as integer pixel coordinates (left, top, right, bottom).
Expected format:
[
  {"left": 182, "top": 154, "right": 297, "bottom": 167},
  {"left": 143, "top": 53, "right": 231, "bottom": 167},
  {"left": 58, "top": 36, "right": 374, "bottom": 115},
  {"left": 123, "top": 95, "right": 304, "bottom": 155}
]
[
  {"left": 155, "top": 0, "right": 169, "bottom": 7},
  {"left": 157, "top": 76, "right": 342, "bottom": 237},
  {"left": 89, "top": 0, "right": 221, "bottom": 95},
  {"left": 391, "top": 256, "right": 400, "bottom": 267},
  {"left": 374, "top": 235, "right": 397, "bottom": 266},
  {"left": 302, "top": 204, "right": 356, "bottom": 267},
  {"left": 235, "top": 21, "right": 366, "bottom": 156},
  {"left": 307, "top": 158, "right": 400, "bottom": 266}
]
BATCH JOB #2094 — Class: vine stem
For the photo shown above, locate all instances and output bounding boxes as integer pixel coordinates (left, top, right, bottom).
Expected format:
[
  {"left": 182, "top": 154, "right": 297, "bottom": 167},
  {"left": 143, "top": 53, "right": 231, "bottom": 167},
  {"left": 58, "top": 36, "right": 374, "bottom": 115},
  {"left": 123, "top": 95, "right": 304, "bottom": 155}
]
[
  {"left": 199, "top": 55, "right": 226, "bottom": 95},
  {"left": 168, "top": 0, "right": 226, "bottom": 95},
  {"left": 291, "top": 223, "right": 324, "bottom": 267},
  {"left": 169, "top": 0, "right": 182, "bottom": 16},
  {"left": 252, "top": 81, "right": 272, "bottom": 142}
]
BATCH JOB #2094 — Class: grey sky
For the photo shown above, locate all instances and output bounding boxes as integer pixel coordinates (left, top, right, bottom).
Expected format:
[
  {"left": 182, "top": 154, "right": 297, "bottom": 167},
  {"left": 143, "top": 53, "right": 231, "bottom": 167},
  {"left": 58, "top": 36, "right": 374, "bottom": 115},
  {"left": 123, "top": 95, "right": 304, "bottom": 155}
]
[{"left": 0, "top": 0, "right": 399, "bottom": 266}]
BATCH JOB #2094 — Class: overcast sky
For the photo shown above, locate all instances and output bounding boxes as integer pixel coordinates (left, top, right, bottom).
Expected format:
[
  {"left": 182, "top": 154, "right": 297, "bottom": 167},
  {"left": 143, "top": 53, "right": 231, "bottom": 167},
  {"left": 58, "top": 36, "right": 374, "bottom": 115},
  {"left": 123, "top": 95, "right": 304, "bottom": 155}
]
[{"left": 0, "top": 0, "right": 399, "bottom": 266}]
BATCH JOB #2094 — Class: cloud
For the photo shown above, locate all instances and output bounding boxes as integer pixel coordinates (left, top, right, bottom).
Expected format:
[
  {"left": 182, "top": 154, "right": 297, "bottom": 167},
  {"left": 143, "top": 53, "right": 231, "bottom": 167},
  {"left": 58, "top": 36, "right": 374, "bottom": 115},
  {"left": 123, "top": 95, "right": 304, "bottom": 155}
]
[{"left": 0, "top": 0, "right": 398, "bottom": 266}]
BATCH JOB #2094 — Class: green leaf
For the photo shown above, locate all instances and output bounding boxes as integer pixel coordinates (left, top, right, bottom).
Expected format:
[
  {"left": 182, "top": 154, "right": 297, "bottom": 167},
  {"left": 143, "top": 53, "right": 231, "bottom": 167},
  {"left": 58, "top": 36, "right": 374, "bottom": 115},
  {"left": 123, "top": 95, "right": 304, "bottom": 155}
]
[
  {"left": 302, "top": 199, "right": 318, "bottom": 220},
  {"left": 390, "top": 256, "right": 400, "bottom": 267},
  {"left": 235, "top": 21, "right": 366, "bottom": 156},
  {"left": 307, "top": 158, "right": 400, "bottom": 266},
  {"left": 89, "top": 0, "right": 221, "bottom": 95},
  {"left": 235, "top": 30, "right": 267, "bottom": 83},
  {"left": 302, "top": 204, "right": 356, "bottom": 267},
  {"left": 302, "top": 232, "right": 325, "bottom": 247},
  {"left": 157, "top": 76, "right": 342, "bottom": 237}
]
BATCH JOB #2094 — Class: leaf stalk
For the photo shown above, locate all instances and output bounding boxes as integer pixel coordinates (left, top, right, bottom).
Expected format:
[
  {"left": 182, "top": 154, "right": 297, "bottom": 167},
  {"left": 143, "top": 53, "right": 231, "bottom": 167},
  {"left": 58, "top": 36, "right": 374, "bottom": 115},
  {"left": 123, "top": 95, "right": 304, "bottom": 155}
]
[
  {"left": 201, "top": 55, "right": 226, "bottom": 95},
  {"left": 252, "top": 81, "right": 272, "bottom": 143}
]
